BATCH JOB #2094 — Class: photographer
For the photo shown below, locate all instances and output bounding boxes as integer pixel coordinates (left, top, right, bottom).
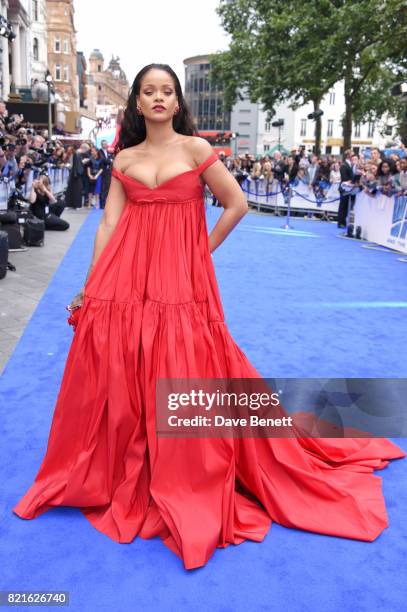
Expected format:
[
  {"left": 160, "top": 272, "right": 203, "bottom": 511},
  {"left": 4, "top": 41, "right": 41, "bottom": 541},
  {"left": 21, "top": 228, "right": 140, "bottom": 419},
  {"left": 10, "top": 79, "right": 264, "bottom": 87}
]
[
  {"left": 28, "top": 173, "right": 69, "bottom": 231},
  {"left": 0, "top": 143, "right": 18, "bottom": 178},
  {"left": 14, "top": 154, "right": 33, "bottom": 190}
]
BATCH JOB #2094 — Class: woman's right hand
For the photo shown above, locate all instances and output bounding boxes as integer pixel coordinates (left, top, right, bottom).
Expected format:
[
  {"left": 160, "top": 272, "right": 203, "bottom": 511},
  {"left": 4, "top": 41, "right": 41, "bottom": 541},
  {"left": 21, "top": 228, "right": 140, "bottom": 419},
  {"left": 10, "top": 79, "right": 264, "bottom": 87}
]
[{"left": 67, "top": 287, "right": 85, "bottom": 311}]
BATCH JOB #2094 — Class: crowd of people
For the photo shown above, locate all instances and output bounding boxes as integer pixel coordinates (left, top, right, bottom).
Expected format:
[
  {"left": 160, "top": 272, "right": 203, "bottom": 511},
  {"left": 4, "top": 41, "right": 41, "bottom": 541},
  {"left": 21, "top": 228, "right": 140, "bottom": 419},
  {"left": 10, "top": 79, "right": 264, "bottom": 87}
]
[
  {"left": 65, "top": 140, "right": 113, "bottom": 210},
  {"left": 219, "top": 146, "right": 407, "bottom": 195},
  {"left": 0, "top": 98, "right": 115, "bottom": 231},
  {"left": 214, "top": 145, "right": 407, "bottom": 227}
]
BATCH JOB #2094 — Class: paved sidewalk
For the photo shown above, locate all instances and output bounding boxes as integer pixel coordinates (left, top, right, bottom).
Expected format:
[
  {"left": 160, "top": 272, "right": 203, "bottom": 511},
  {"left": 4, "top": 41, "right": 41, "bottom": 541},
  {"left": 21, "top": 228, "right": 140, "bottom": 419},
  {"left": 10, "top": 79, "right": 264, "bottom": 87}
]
[{"left": 0, "top": 208, "right": 91, "bottom": 374}]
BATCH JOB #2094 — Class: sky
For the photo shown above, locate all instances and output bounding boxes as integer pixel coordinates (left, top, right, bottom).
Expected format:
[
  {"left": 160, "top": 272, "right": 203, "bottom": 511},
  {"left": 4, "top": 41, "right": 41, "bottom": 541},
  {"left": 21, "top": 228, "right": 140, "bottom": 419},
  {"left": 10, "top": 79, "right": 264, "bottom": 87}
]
[{"left": 74, "top": 0, "right": 230, "bottom": 90}]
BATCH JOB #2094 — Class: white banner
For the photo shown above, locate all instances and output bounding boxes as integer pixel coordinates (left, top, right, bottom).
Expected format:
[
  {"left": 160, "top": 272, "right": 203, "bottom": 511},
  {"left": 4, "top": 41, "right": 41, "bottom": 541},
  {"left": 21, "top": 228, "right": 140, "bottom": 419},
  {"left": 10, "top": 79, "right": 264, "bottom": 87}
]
[{"left": 354, "top": 191, "right": 407, "bottom": 254}]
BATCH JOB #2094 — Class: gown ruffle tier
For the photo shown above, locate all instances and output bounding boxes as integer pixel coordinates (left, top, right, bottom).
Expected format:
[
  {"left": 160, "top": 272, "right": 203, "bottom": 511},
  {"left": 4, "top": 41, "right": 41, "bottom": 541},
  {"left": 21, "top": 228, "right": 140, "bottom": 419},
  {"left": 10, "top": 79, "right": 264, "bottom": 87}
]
[{"left": 13, "top": 152, "right": 405, "bottom": 570}]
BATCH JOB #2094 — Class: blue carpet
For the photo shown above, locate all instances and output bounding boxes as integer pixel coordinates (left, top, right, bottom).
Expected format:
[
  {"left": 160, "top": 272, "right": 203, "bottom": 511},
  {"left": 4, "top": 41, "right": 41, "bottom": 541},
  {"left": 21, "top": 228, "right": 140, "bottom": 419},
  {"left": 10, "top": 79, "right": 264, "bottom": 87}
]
[{"left": 1, "top": 205, "right": 406, "bottom": 612}]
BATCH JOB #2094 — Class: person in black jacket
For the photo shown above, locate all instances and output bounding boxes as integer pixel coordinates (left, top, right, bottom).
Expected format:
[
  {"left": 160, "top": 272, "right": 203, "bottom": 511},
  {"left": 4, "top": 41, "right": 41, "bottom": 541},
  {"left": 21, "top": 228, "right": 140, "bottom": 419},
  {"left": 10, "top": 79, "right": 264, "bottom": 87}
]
[
  {"left": 99, "top": 140, "right": 113, "bottom": 210},
  {"left": 65, "top": 146, "right": 84, "bottom": 209},
  {"left": 28, "top": 173, "right": 69, "bottom": 231},
  {"left": 337, "top": 149, "right": 354, "bottom": 227}
]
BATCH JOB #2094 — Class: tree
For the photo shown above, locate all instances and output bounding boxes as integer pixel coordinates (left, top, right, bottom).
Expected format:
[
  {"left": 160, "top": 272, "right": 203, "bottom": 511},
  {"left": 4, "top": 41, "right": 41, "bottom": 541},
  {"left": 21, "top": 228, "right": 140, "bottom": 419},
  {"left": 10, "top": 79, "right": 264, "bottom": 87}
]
[
  {"left": 210, "top": 0, "right": 407, "bottom": 153},
  {"left": 210, "top": 0, "right": 339, "bottom": 154},
  {"left": 324, "top": 1, "right": 407, "bottom": 149},
  {"left": 352, "top": 65, "right": 407, "bottom": 146}
]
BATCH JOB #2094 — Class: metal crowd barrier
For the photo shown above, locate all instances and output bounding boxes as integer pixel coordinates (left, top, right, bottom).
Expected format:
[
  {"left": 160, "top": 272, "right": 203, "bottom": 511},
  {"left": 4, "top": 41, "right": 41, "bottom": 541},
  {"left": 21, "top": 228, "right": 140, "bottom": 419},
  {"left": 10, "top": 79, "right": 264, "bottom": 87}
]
[
  {"left": 242, "top": 177, "right": 341, "bottom": 214},
  {"left": 0, "top": 166, "right": 70, "bottom": 211}
]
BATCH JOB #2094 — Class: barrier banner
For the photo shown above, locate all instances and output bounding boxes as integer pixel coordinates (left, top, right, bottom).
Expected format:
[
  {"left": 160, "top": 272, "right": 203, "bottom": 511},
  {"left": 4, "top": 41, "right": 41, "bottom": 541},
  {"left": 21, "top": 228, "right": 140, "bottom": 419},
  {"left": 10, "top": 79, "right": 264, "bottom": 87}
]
[{"left": 354, "top": 191, "right": 407, "bottom": 254}]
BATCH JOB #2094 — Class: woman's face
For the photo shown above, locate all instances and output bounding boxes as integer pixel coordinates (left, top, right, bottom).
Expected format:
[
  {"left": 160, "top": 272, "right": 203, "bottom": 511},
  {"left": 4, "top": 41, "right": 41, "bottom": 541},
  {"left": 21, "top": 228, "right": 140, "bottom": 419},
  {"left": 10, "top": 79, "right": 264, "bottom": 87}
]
[
  {"left": 382, "top": 162, "right": 390, "bottom": 174},
  {"left": 136, "top": 69, "right": 178, "bottom": 122}
]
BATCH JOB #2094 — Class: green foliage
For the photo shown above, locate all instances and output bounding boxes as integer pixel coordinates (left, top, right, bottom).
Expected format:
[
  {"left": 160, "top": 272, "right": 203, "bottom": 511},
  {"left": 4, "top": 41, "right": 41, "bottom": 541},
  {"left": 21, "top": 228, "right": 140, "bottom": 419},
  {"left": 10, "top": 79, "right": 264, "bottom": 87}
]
[{"left": 211, "top": 0, "right": 407, "bottom": 146}]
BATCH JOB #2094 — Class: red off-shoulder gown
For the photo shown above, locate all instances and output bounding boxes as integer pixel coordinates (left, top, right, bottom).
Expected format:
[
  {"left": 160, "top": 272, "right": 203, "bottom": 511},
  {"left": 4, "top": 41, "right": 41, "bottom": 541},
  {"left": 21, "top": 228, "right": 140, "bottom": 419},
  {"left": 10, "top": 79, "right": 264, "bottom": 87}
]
[{"left": 13, "top": 152, "right": 405, "bottom": 570}]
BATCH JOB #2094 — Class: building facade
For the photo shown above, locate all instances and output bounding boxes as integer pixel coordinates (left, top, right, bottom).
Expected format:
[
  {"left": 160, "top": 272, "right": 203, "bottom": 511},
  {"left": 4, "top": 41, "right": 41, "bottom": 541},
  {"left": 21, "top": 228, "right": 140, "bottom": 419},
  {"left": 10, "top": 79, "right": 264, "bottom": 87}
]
[
  {"left": 230, "top": 87, "right": 259, "bottom": 155},
  {"left": 257, "top": 81, "right": 387, "bottom": 156},
  {"left": 29, "top": 0, "right": 47, "bottom": 86},
  {"left": 1, "top": 0, "right": 32, "bottom": 98},
  {"left": 0, "top": 0, "right": 10, "bottom": 99},
  {"left": 85, "top": 49, "right": 128, "bottom": 115},
  {"left": 46, "top": 0, "right": 78, "bottom": 112},
  {"left": 184, "top": 54, "right": 231, "bottom": 132},
  {"left": 77, "top": 50, "right": 87, "bottom": 108}
]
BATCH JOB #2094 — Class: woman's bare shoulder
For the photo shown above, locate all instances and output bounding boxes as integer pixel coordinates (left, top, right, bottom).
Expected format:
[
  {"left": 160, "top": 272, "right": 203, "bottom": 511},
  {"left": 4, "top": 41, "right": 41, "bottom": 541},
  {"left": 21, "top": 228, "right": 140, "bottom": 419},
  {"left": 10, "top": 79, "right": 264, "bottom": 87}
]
[
  {"left": 113, "top": 146, "right": 143, "bottom": 172},
  {"left": 184, "top": 136, "right": 214, "bottom": 166}
]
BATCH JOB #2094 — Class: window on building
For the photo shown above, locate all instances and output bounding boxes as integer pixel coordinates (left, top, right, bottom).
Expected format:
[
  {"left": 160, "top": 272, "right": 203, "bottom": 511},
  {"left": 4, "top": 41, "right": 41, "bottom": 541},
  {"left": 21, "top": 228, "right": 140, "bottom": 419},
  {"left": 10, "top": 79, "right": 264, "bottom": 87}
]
[
  {"left": 97, "top": 64, "right": 102, "bottom": 72},
  {"left": 327, "top": 119, "right": 334, "bottom": 137},
  {"left": 300, "top": 118, "right": 307, "bottom": 136},
  {"left": 354, "top": 123, "right": 361, "bottom": 137},
  {"left": 63, "top": 65, "right": 69, "bottom": 82},
  {"left": 329, "top": 91, "right": 335, "bottom": 105},
  {"left": 368, "top": 121, "right": 375, "bottom": 138},
  {"left": 265, "top": 121, "right": 270, "bottom": 132},
  {"left": 64, "top": 38, "right": 69, "bottom": 53},
  {"left": 33, "top": 38, "right": 39, "bottom": 61},
  {"left": 98, "top": 85, "right": 102, "bottom": 91},
  {"left": 264, "top": 144, "right": 270, "bottom": 152},
  {"left": 55, "top": 64, "right": 61, "bottom": 81},
  {"left": 33, "top": 0, "right": 39, "bottom": 20},
  {"left": 55, "top": 36, "right": 61, "bottom": 53}
]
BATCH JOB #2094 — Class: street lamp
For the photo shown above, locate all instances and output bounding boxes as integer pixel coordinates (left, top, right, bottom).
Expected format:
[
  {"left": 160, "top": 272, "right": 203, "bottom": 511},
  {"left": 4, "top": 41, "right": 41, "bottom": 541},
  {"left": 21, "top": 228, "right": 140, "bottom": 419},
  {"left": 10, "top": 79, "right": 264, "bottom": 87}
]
[
  {"left": 390, "top": 82, "right": 407, "bottom": 142},
  {"left": 307, "top": 110, "right": 324, "bottom": 120},
  {"left": 390, "top": 83, "right": 407, "bottom": 98},
  {"left": 45, "top": 69, "right": 53, "bottom": 139},
  {"left": 231, "top": 132, "right": 239, "bottom": 156},
  {"left": 271, "top": 119, "right": 284, "bottom": 151},
  {"left": 307, "top": 110, "right": 324, "bottom": 154}
]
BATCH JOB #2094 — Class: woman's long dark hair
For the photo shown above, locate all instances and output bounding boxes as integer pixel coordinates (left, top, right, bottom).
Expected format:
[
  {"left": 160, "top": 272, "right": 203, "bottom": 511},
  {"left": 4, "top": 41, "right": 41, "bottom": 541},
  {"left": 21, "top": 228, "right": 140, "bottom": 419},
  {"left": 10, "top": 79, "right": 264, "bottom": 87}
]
[
  {"left": 115, "top": 63, "right": 198, "bottom": 153},
  {"left": 377, "top": 158, "right": 397, "bottom": 176}
]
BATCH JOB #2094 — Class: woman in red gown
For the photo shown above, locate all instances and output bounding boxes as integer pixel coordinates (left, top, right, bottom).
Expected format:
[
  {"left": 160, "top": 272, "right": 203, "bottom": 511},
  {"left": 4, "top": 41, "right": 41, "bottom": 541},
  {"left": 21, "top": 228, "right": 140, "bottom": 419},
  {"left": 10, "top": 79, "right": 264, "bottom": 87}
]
[{"left": 13, "top": 63, "right": 405, "bottom": 571}]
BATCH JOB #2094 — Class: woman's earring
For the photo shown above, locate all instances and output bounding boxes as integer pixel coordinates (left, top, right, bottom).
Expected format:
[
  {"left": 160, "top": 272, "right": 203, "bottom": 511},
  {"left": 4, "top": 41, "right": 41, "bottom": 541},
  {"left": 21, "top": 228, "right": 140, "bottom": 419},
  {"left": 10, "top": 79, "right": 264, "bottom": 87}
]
[
  {"left": 136, "top": 106, "right": 143, "bottom": 116},
  {"left": 174, "top": 107, "right": 179, "bottom": 115}
]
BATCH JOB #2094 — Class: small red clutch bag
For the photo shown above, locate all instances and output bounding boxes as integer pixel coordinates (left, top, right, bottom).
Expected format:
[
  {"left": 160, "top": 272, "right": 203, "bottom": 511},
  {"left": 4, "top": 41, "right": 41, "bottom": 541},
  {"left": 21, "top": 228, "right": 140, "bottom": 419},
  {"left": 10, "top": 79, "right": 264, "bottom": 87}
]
[{"left": 66, "top": 305, "right": 82, "bottom": 331}]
